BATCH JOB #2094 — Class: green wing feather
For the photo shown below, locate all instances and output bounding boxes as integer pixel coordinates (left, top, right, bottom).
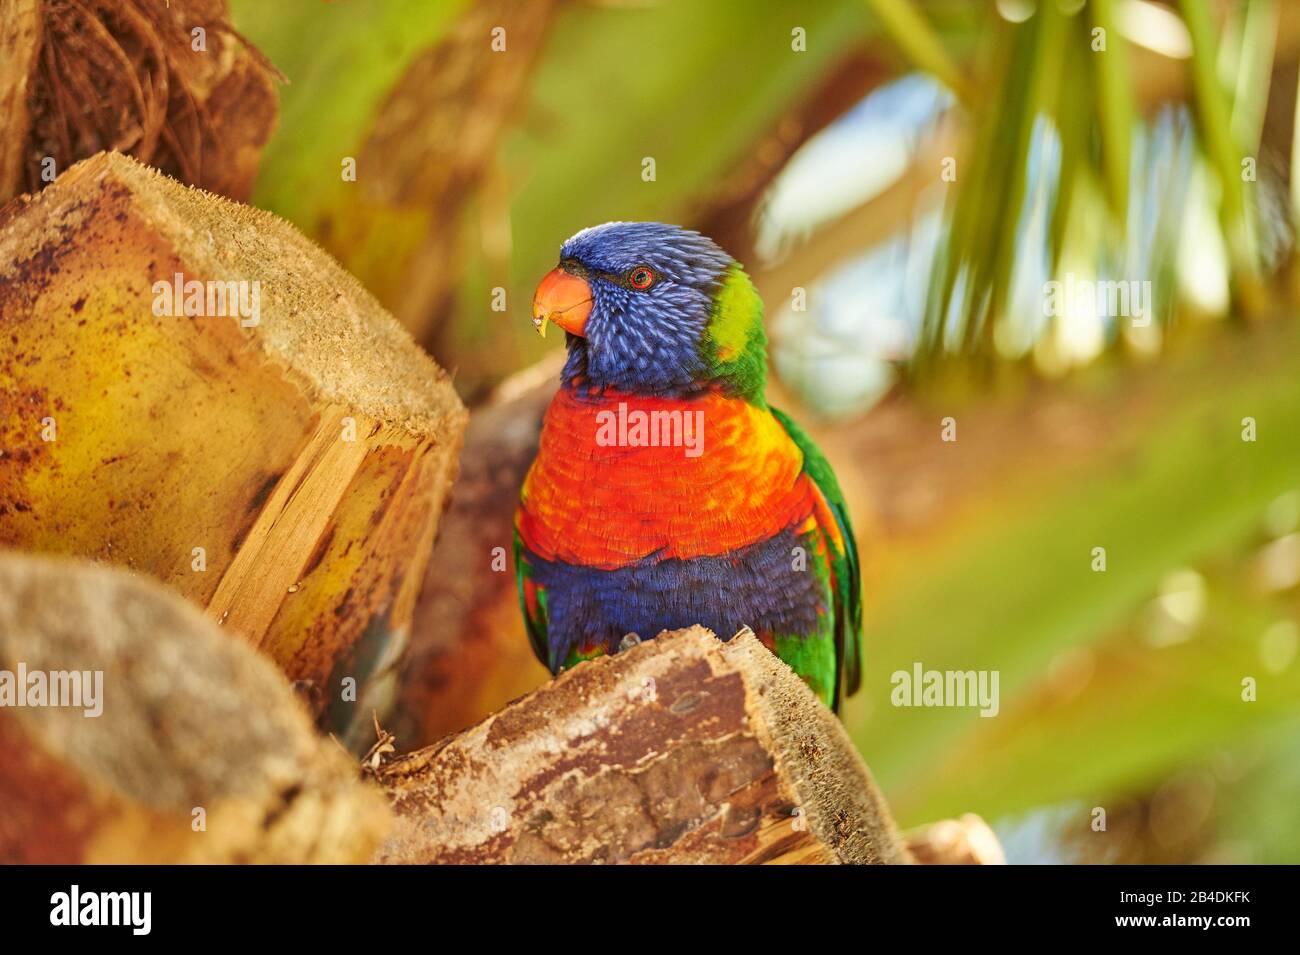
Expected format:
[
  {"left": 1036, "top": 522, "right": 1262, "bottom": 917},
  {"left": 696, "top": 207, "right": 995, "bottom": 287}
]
[
  {"left": 770, "top": 406, "right": 864, "bottom": 706},
  {"left": 513, "top": 527, "right": 551, "bottom": 669}
]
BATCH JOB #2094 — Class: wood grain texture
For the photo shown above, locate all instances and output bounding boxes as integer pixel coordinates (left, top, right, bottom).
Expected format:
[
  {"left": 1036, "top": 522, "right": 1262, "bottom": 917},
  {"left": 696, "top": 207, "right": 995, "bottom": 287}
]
[
  {"left": 376, "top": 627, "right": 909, "bottom": 865},
  {"left": 0, "top": 152, "right": 467, "bottom": 739}
]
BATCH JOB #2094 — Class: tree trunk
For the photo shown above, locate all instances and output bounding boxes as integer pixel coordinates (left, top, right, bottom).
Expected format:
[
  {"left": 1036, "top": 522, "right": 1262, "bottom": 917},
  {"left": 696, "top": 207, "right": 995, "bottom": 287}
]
[
  {"left": 375, "top": 627, "right": 910, "bottom": 864},
  {"left": 0, "top": 551, "right": 391, "bottom": 863},
  {"left": 0, "top": 152, "right": 467, "bottom": 741}
]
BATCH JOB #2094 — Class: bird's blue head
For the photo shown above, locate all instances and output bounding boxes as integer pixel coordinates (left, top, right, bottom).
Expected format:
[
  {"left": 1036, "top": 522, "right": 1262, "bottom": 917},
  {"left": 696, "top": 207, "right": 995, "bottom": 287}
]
[{"left": 531, "top": 222, "right": 768, "bottom": 400}]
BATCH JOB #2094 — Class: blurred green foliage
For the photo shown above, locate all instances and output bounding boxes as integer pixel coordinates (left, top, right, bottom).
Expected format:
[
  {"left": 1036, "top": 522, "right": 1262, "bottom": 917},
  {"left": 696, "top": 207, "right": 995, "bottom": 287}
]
[
  {"left": 502, "top": 0, "right": 865, "bottom": 323},
  {"left": 230, "top": 0, "right": 469, "bottom": 229},
  {"left": 845, "top": 320, "right": 1300, "bottom": 847},
  {"left": 231, "top": 0, "right": 876, "bottom": 394}
]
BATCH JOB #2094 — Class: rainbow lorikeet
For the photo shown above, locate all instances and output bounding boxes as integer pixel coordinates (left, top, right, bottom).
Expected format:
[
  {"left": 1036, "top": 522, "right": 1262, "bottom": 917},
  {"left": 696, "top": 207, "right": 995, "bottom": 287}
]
[{"left": 514, "top": 222, "right": 861, "bottom": 709}]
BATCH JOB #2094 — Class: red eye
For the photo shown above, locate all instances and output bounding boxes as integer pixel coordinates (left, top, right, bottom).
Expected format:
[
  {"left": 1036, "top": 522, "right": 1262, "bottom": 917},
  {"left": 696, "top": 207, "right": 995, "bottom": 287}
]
[{"left": 629, "top": 266, "right": 655, "bottom": 290}]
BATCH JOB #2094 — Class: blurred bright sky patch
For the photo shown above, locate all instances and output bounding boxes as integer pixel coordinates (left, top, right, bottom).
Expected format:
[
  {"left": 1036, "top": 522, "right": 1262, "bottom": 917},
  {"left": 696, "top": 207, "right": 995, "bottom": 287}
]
[{"left": 758, "top": 70, "right": 1249, "bottom": 417}]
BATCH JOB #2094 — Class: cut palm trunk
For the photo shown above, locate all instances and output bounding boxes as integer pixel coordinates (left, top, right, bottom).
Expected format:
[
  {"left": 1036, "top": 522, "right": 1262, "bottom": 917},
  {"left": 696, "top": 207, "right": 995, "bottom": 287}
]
[
  {"left": 0, "top": 152, "right": 467, "bottom": 741},
  {"left": 375, "top": 627, "right": 909, "bottom": 865},
  {"left": 0, "top": 552, "right": 390, "bottom": 863}
]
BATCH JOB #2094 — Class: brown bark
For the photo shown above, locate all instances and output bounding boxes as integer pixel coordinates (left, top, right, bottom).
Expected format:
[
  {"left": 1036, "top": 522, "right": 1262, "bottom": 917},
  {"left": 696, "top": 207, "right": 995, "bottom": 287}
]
[
  {"left": 0, "top": 0, "right": 279, "bottom": 203},
  {"left": 0, "top": 551, "right": 390, "bottom": 863},
  {"left": 0, "top": 1, "right": 41, "bottom": 201},
  {"left": 0, "top": 152, "right": 467, "bottom": 740},
  {"left": 375, "top": 627, "right": 910, "bottom": 865}
]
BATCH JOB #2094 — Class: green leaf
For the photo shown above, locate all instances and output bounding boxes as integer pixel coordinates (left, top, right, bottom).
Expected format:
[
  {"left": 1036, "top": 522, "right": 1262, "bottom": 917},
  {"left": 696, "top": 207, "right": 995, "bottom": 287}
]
[
  {"left": 846, "top": 321, "right": 1300, "bottom": 825},
  {"left": 1090, "top": 0, "right": 1133, "bottom": 224},
  {"left": 862, "top": 0, "right": 969, "bottom": 102},
  {"left": 1178, "top": 0, "right": 1264, "bottom": 308}
]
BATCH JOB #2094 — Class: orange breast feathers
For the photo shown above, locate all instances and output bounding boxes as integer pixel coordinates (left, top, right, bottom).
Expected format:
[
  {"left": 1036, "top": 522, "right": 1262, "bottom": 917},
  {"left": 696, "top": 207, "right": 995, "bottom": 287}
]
[{"left": 517, "top": 388, "right": 817, "bottom": 569}]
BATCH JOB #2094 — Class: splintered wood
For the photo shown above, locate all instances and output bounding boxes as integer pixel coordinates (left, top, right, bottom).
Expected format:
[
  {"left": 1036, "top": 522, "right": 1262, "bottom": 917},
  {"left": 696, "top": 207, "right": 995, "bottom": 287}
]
[
  {"left": 375, "top": 627, "right": 910, "bottom": 864},
  {"left": 0, "top": 152, "right": 467, "bottom": 739}
]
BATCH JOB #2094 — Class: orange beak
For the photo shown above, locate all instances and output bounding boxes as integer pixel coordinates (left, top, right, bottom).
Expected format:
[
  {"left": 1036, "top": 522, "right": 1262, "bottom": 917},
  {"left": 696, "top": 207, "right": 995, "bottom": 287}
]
[{"left": 532, "top": 268, "right": 593, "bottom": 338}]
